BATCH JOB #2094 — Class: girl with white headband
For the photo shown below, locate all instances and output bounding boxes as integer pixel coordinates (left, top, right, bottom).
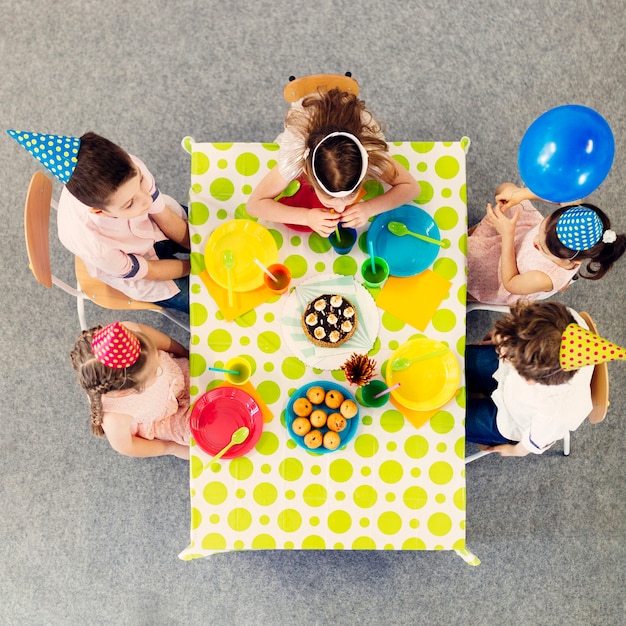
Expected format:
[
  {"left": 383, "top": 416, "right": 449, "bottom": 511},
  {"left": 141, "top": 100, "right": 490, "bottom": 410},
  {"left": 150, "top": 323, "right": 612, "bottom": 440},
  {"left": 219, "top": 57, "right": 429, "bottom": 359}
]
[
  {"left": 247, "top": 89, "right": 420, "bottom": 237},
  {"left": 468, "top": 182, "right": 626, "bottom": 304}
]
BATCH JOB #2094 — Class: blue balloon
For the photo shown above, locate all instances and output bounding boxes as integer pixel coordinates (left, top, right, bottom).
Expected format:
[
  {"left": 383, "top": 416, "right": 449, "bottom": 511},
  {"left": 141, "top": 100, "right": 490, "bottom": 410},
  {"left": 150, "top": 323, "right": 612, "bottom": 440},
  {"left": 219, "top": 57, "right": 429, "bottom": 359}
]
[{"left": 518, "top": 105, "right": 614, "bottom": 203}]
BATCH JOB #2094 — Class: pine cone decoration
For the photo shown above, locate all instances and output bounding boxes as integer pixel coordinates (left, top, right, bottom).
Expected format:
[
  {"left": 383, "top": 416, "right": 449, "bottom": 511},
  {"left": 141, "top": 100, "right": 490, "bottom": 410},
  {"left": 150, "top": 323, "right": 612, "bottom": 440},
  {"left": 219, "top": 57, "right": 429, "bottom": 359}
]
[{"left": 341, "top": 353, "right": 377, "bottom": 387}]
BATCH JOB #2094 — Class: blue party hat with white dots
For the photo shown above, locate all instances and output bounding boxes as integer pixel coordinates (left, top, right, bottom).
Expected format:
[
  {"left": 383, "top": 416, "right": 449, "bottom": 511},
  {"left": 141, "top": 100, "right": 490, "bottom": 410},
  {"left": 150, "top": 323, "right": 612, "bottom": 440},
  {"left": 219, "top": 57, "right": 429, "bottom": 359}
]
[
  {"left": 7, "top": 130, "right": 80, "bottom": 183},
  {"left": 555, "top": 205, "right": 604, "bottom": 251}
]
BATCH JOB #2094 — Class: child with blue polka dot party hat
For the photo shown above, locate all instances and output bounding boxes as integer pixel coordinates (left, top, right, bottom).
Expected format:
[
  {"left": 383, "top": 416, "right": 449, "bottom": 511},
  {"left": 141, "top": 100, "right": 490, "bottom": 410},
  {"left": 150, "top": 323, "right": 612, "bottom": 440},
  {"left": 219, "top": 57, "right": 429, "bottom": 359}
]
[
  {"left": 70, "top": 321, "right": 191, "bottom": 459},
  {"left": 247, "top": 88, "right": 421, "bottom": 237},
  {"left": 467, "top": 182, "right": 626, "bottom": 304},
  {"left": 7, "top": 130, "right": 190, "bottom": 313}
]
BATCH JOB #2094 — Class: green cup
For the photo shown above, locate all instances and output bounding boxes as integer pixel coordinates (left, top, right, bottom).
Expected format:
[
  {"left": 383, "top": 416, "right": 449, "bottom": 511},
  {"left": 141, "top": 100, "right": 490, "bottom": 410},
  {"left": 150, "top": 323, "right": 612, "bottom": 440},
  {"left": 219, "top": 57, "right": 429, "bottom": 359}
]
[
  {"left": 360, "top": 256, "right": 390, "bottom": 289},
  {"left": 356, "top": 380, "right": 390, "bottom": 408}
]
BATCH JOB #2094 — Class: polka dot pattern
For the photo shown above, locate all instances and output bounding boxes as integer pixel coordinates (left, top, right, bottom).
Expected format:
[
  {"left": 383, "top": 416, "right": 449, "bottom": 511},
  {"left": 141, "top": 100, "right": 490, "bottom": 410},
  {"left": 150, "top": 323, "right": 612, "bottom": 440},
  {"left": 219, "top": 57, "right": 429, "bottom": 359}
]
[{"left": 180, "top": 141, "right": 468, "bottom": 559}]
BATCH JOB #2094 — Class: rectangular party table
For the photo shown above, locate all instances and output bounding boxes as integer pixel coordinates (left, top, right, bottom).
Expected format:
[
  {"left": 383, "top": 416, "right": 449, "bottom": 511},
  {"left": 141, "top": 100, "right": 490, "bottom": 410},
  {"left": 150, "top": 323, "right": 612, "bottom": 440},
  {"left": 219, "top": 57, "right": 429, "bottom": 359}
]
[{"left": 179, "top": 139, "right": 478, "bottom": 564}]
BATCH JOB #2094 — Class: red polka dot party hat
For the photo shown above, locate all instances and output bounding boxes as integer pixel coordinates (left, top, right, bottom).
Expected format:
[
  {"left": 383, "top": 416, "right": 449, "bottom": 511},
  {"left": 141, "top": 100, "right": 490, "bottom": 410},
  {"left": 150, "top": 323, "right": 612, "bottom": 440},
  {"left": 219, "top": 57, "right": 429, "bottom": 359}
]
[
  {"left": 91, "top": 322, "right": 141, "bottom": 369},
  {"left": 559, "top": 323, "right": 626, "bottom": 371}
]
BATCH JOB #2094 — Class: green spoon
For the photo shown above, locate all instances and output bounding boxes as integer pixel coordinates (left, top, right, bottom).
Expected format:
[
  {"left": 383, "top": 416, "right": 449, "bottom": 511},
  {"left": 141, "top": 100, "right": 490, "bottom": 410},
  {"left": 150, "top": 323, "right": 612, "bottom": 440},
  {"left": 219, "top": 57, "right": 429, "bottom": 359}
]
[
  {"left": 274, "top": 179, "right": 301, "bottom": 201},
  {"left": 222, "top": 249, "right": 235, "bottom": 307},
  {"left": 390, "top": 348, "right": 450, "bottom": 372},
  {"left": 205, "top": 426, "right": 250, "bottom": 469},
  {"left": 387, "top": 221, "right": 450, "bottom": 248}
]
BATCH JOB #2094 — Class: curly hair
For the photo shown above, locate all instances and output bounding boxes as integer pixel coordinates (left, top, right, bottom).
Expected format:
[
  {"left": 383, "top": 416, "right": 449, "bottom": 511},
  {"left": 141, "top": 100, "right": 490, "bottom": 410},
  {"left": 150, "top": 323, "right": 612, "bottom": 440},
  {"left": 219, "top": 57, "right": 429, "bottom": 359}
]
[
  {"left": 544, "top": 204, "right": 626, "bottom": 280},
  {"left": 70, "top": 326, "right": 155, "bottom": 436},
  {"left": 492, "top": 301, "right": 576, "bottom": 386},
  {"left": 288, "top": 89, "right": 397, "bottom": 194}
]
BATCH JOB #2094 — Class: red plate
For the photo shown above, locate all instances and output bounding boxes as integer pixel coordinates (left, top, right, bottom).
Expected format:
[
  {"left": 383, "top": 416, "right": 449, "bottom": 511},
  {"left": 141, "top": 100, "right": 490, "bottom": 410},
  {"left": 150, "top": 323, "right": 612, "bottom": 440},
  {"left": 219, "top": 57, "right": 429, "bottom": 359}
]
[{"left": 190, "top": 387, "right": 263, "bottom": 458}]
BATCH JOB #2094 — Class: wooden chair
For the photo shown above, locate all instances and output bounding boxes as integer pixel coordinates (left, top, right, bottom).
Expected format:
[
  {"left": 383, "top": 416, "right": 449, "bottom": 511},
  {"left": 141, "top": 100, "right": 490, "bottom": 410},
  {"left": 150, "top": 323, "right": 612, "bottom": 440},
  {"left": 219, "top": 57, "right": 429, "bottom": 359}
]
[
  {"left": 465, "top": 303, "right": 609, "bottom": 462},
  {"left": 24, "top": 171, "right": 188, "bottom": 332},
  {"left": 283, "top": 72, "right": 359, "bottom": 102}
]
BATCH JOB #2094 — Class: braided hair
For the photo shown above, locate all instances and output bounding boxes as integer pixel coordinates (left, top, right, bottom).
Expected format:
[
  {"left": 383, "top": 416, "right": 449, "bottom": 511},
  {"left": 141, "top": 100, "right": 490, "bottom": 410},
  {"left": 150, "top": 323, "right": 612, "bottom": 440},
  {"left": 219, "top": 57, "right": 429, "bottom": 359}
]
[{"left": 70, "top": 326, "right": 154, "bottom": 437}]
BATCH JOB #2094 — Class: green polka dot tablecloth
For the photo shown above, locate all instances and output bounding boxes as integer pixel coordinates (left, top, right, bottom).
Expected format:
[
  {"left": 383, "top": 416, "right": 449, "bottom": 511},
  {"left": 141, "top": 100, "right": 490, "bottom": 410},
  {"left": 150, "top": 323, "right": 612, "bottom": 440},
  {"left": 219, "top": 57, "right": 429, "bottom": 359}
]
[{"left": 180, "top": 140, "right": 478, "bottom": 564}]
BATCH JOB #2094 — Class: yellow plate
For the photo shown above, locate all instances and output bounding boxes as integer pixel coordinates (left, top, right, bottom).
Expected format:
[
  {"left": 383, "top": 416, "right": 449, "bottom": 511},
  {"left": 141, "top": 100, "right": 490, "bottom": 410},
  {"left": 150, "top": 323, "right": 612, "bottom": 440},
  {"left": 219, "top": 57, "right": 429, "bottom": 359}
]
[
  {"left": 205, "top": 220, "right": 278, "bottom": 292},
  {"left": 386, "top": 338, "right": 460, "bottom": 411}
]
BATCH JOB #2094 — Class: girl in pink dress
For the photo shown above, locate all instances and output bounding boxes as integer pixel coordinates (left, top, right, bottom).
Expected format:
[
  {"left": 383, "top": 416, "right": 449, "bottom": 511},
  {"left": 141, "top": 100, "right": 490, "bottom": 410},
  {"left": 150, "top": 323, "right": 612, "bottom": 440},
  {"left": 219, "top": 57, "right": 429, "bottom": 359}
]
[
  {"left": 467, "top": 183, "right": 626, "bottom": 305},
  {"left": 70, "top": 322, "right": 190, "bottom": 459}
]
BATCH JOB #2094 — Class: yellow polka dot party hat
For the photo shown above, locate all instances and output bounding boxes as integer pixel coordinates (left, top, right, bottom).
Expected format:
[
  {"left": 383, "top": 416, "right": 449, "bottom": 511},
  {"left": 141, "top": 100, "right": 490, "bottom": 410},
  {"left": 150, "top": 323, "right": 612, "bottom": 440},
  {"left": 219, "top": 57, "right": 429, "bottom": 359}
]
[
  {"left": 7, "top": 130, "right": 80, "bottom": 184},
  {"left": 559, "top": 323, "right": 626, "bottom": 371},
  {"left": 91, "top": 322, "right": 141, "bottom": 369}
]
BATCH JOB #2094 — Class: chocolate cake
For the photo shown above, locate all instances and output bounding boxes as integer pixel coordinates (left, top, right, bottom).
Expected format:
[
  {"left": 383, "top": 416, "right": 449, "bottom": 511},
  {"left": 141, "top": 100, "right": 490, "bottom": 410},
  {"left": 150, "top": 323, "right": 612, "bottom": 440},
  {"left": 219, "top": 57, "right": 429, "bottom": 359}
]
[{"left": 301, "top": 294, "right": 357, "bottom": 347}]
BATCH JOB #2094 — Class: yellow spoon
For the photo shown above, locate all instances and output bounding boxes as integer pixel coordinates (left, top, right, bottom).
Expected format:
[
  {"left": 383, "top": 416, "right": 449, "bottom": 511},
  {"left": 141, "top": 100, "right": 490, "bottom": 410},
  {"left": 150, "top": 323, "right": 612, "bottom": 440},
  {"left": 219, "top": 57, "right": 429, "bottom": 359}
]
[{"left": 204, "top": 426, "right": 250, "bottom": 469}]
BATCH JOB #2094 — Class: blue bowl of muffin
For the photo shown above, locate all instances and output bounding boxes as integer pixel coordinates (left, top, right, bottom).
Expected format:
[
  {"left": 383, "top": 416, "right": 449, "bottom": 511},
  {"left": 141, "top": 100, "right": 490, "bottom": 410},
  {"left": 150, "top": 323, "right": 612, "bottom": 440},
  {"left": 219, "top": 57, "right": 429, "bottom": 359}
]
[{"left": 285, "top": 381, "right": 359, "bottom": 454}]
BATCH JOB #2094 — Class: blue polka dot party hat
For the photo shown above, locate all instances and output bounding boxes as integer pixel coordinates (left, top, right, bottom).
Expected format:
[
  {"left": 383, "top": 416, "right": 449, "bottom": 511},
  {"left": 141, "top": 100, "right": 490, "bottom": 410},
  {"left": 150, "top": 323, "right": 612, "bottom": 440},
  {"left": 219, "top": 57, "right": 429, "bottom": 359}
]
[
  {"left": 7, "top": 130, "right": 80, "bottom": 184},
  {"left": 555, "top": 205, "right": 603, "bottom": 251}
]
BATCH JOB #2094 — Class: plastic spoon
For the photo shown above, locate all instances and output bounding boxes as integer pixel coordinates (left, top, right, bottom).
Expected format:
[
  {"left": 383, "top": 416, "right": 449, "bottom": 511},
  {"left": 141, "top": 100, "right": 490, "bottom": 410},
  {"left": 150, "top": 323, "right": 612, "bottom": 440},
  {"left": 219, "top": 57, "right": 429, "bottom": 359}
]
[
  {"left": 390, "top": 349, "right": 450, "bottom": 372},
  {"left": 204, "top": 426, "right": 250, "bottom": 469},
  {"left": 222, "top": 249, "right": 235, "bottom": 307},
  {"left": 274, "top": 179, "right": 301, "bottom": 201},
  {"left": 387, "top": 221, "right": 450, "bottom": 248}
]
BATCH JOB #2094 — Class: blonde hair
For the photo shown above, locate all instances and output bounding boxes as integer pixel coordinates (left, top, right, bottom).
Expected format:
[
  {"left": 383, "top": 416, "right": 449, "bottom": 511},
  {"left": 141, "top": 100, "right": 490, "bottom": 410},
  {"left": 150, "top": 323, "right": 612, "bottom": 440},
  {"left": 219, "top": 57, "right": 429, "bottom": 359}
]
[{"left": 70, "top": 326, "right": 155, "bottom": 436}]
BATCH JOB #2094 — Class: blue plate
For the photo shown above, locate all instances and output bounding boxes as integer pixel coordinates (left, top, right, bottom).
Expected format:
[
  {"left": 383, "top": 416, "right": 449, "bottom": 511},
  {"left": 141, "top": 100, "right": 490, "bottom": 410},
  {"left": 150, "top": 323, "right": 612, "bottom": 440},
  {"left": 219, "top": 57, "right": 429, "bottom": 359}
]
[
  {"left": 285, "top": 381, "right": 359, "bottom": 455},
  {"left": 367, "top": 205, "right": 441, "bottom": 276}
]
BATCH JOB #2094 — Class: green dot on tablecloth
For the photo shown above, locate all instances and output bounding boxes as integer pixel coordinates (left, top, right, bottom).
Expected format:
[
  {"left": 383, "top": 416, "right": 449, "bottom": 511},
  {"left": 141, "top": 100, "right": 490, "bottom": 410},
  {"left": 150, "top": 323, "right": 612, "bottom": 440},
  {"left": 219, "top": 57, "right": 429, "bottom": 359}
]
[
  {"left": 328, "top": 510, "right": 352, "bottom": 533},
  {"left": 267, "top": 228, "right": 283, "bottom": 249},
  {"left": 190, "top": 385, "right": 199, "bottom": 397},
  {"left": 310, "top": 465, "right": 321, "bottom": 475},
  {"left": 302, "top": 535, "right": 326, "bottom": 549},
  {"left": 428, "top": 512, "right": 453, "bottom": 536},
  {"left": 189, "top": 353, "right": 207, "bottom": 378},
  {"left": 352, "top": 536, "right": 377, "bottom": 550},
  {"left": 335, "top": 491, "right": 346, "bottom": 501},
  {"left": 455, "top": 437, "right": 465, "bottom": 460},
  {"left": 282, "top": 356, "right": 306, "bottom": 379},
  {"left": 405, "top": 435, "right": 429, "bottom": 458},
  {"left": 235, "top": 203, "right": 253, "bottom": 220},
  {"left": 190, "top": 302, "right": 208, "bottom": 327},
  {"left": 203, "top": 481, "right": 228, "bottom": 505},
  {"left": 191, "top": 233, "right": 202, "bottom": 246},
  {"left": 392, "top": 154, "right": 410, "bottom": 171},
  {"left": 284, "top": 254, "right": 307, "bottom": 279},
  {"left": 416, "top": 181, "right": 434, "bottom": 204},
  {"left": 283, "top": 541, "right": 294, "bottom": 549},
  {"left": 409, "top": 519, "right": 419, "bottom": 529},
  {"left": 279, "top": 457, "right": 304, "bottom": 481},
  {"left": 256, "top": 431, "right": 279, "bottom": 456},
  {"left": 242, "top": 184, "right": 252, "bottom": 195},
  {"left": 260, "top": 464, "right": 271, "bottom": 474},
  {"left": 379, "top": 460, "right": 404, "bottom": 484},
  {"left": 190, "top": 455, "right": 204, "bottom": 479},
  {"left": 303, "top": 484, "right": 327, "bottom": 507},
  {"left": 430, "top": 410, "right": 455, "bottom": 434},
  {"left": 353, "top": 485, "right": 378, "bottom": 508},
  {"left": 264, "top": 312, "right": 275, "bottom": 323},
  {"left": 360, "top": 518, "right": 370, "bottom": 527},
  {"left": 229, "top": 456, "right": 253, "bottom": 480},
  {"left": 441, "top": 188, "right": 452, "bottom": 198},
  {"left": 457, "top": 286, "right": 467, "bottom": 309},
  {"left": 256, "top": 380, "right": 280, "bottom": 405},
  {"left": 191, "top": 151, "right": 209, "bottom": 175},
  {"left": 456, "top": 386, "right": 466, "bottom": 409},
  {"left": 251, "top": 534, "right": 276, "bottom": 549},
  {"left": 329, "top": 459, "right": 353, "bottom": 482},
  {"left": 431, "top": 308, "right": 456, "bottom": 333},
  {"left": 201, "top": 533, "right": 227, "bottom": 550},
  {"left": 434, "top": 206, "right": 459, "bottom": 230},
  {"left": 436, "top": 494, "right": 446, "bottom": 503},
  {"left": 380, "top": 408, "right": 404, "bottom": 433},
  {"left": 235, "top": 152, "right": 260, "bottom": 176},
  {"left": 228, "top": 508, "right": 252, "bottom": 531},
  {"left": 361, "top": 466, "right": 371, "bottom": 477},
  {"left": 330, "top": 370, "right": 346, "bottom": 383},
  {"left": 235, "top": 489, "right": 245, "bottom": 498},
  {"left": 386, "top": 442, "right": 397, "bottom": 452},
  {"left": 361, "top": 415, "right": 373, "bottom": 426},
  {"left": 432, "top": 257, "right": 457, "bottom": 280},
  {"left": 191, "top": 285, "right": 201, "bottom": 299},
  {"left": 253, "top": 482, "right": 278, "bottom": 506},
  {"left": 190, "top": 252, "right": 205, "bottom": 275},
  {"left": 378, "top": 511, "right": 402, "bottom": 535},
  {"left": 309, "top": 232, "right": 332, "bottom": 253},
  {"left": 454, "top": 487, "right": 466, "bottom": 511},
  {"left": 460, "top": 183, "right": 467, "bottom": 204},
  {"left": 207, "top": 329, "right": 233, "bottom": 352},
  {"left": 189, "top": 201, "right": 209, "bottom": 226},
  {"left": 209, "top": 177, "right": 235, "bottom": 201},
  {"left": 213, "top": 142, "right": 233, "bottom": 150},
  {"left": 263, "top": 362, "right": 274, "bottom": 372},
  {"left": 314, "top": 261, "right": 326, "bottom": 272},
  {"left": 402, "top": 538, "right": 427, "bottom": 550},
  {"left": 217, "top": 159, "right": 227, "bottom": 169},
  {"left": 403, "top": 486, "right": 428, "bottom": 510},
  {"left": 259, "top": 515, "right": 270, "bottom": 525},
  {"left": 216, "top": 208, "right": 227, "bottom": 220},
  {"left": 381, "top": 312, "right": 405, "bottom": 332},
  {"left": 354, "top": 434, "right": 379, "bottom": 458},
  {"left": 235, "top": 310, "right": 257, "bottom": 328},
  {"left": 278, "top": 509, "right": 302, "bottom": 532},
  {"left": 411, "top": 468, "right": 421, "bottom": 478},
  {"left": 240, "top": 337, "right": 250, "bottom": 347},
  {"left": 191, "top": 507, "right": 202, "bottom": 530},
  {"left": 257, "top": 330, "right": 281, "bottom": 353},
  {"left": 411, "top": 141, "right": 435, "bottom": 153},
  {"left": 385, "top": 493, "right": 396, "bottom": 502},
  {"left": 437, "top": 443, "right": 447, "bottom": 453},
  {"left": 362, "top": 179, "right": 385, "bottom": 200},
  {"left": 290, "top": 235, "right": 302, "bottom": 246},
  {"left": 417, "top": 162, "right": 427, "bottom": 172},
  {"left": 459, "top": 233, "right": 467, "bottom": 255},
  {"left": 435, "top": 156, "right": 460, "bottom": 179},
  {"left": 429, "top": 461, "right": 454, "bottom": 485},
  {"left": 286, "top": 489, "right": 296, "bottom": 500},
  {"left": 333, "top": 256, "right": 357, "bottom": 276}
]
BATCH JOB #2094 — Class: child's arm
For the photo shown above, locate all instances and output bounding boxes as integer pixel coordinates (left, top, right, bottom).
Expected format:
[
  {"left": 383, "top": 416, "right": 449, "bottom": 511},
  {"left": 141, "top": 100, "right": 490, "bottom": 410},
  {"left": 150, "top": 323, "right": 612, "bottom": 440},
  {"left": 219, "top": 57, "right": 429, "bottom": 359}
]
[
  {"left": 247, "top": 168, "right": 341, "bottom": 237},
  {"left": 121, "top": 322, "right": 189, "bottom": 357},
  {"left": 339, "top": 164, "right": 421, "bottom": 229},
  {"left": 151, "top": 205, "right": 190, "bottom": 250},
  {"left": 144, "top": 258, "right": 190, "bottom": 281},
  {"left": 102, "top": 412, "right": 189, "bottom": 459},
  {"left": 495, "top": 184, "right": 541, "bottom": 211},
  {"left": 486, "top": 203, "right": 554, "bottom": 295}
]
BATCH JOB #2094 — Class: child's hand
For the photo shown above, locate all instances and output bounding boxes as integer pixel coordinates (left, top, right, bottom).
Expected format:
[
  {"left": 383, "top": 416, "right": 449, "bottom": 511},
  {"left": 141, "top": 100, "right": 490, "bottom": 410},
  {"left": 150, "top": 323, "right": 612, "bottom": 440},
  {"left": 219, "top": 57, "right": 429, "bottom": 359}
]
[
  {"left": 337, "top": 204, "right": 370, "bottom": 229},
  {"left": 485, "top": 203, "right": 520, "bottom": 239},
  {"left": 306, "top": 208, "right": 341, "bottom": 237}
]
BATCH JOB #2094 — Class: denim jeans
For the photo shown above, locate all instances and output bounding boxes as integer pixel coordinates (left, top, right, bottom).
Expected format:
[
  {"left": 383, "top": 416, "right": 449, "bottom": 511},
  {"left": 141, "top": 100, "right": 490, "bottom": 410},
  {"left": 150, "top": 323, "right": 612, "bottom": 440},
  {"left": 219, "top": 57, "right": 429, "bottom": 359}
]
[
  {"left": 465, "top": 344, "right": 517, "bottom": 446},
  {"left": 152, "top": 239, "right": 189, "bottom": 314}
]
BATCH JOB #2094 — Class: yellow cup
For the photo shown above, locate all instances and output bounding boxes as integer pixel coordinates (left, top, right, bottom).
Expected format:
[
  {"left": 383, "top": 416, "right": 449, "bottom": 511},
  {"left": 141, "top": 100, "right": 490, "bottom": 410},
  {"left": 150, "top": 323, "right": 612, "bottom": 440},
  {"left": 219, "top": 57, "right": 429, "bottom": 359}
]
[{"left": 224, "top": 357, "right": 252, "bottom": 385}]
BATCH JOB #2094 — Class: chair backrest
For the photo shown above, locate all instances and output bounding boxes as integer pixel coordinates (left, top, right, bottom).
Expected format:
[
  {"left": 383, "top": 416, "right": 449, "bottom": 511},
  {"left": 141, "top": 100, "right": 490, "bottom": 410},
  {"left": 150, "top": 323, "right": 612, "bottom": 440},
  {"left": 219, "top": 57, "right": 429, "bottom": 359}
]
[
  {"left": 24, "top": 171, "right": 54, "bottom": 287},
  {"left": 578, "top": 311, "right": 610, "bottom": 424},
  {"left": 283, "top": 73, "right": 359, "bottom": 102}
]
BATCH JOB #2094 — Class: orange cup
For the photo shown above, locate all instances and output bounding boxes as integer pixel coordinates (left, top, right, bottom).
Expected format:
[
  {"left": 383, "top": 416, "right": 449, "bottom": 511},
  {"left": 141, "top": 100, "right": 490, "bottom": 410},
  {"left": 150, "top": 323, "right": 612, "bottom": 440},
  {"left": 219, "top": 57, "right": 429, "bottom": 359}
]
[{"left": 263, "top": 263, "right": 292, "bottom": 295}]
